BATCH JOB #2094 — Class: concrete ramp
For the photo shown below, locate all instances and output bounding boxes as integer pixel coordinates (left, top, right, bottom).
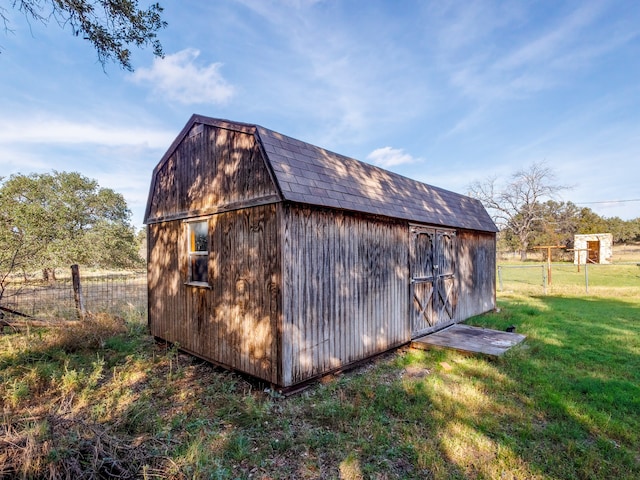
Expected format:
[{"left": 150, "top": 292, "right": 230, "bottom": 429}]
[{"left": 412, "top": 324, "right": 526, "bottom": 357}]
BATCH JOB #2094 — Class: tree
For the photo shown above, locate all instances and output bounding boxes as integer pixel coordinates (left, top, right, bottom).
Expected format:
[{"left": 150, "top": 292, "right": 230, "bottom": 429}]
[
  {"left": 468, "top": 162, "right": 570, "bottom": 261},
  {"left": 1, "top": 0, "right": 166, "bottom": 70},
  {"left": 0, "top": 171, "right": 142, "bottom": 285},
  {"left": 0, "top": 182, "right": 38, "bottom": 301},
  {"left": 603, "top": 216, "right": 640, "bottom": 244},
  {"left": 135, "top": 226, "right": 147, "bottom": 259},
  {"left": 630, "top": 218, "right": 640, "bottom": 242},
  {"left": 575, "top": 207, "right": 608, "bottom": 236},
  {"left": 530, "top": 200, "right": 581, "bottom": 259}
]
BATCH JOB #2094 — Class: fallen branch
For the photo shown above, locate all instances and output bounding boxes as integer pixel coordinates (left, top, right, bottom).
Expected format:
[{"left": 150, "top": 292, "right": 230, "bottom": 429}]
[
  {"left": 0, "top": 319, "right": 82, "bottom": 331},
  {"left": 0, "top": 305, "right": 34, "bottom": 319}
]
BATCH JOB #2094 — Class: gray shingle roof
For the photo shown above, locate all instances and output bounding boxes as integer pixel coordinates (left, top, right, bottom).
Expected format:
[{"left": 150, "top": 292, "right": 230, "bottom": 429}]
[{"left": 189, "top": 115, "right": 498, "bottom": 233}]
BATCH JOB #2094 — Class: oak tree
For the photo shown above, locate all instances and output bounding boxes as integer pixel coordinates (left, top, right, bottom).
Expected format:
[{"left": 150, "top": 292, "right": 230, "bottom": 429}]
[
  {"left": 0, "top": 171, "right": 142, "bottom": 288},
  {"left": 468, "top": 162, "right": 570, "bottom": 261}
]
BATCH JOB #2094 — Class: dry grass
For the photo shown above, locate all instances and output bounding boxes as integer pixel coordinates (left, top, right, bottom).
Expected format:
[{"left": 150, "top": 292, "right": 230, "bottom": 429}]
[
  {"left": 54, "top": 313, "right": 128, "bottom": 350},
  {"left": 1, "top": 415, "right": 156, "bottom": 479},
  {"left": 614, "top": 243, "right": 640, "bottom": 262},
  {"left": 2, "top": 287, "right": 639, "bottom": 478},
  {"left": 498, "top": 246, "right": 640, "bottom": 298},
  {"left": 1, "top": 313, "right": 145, "bottom": 478}
]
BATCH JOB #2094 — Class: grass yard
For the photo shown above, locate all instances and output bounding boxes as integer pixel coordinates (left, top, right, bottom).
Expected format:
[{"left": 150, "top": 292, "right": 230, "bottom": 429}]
[
  {"left": 1, "top": 285, "right": 639, "bottom": 478},
  {"left": 498, "top": 261, "right": 640, "bottom": 297}
]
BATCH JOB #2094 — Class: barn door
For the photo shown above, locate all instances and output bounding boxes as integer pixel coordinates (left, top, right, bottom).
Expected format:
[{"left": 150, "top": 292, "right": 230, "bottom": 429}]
[
  {"left": 587, "top": 240, "right": 600, "bottom": 264},
  {"left": 434, "top": 229, "right": 457, "bottom": 327},
  {"left": 410, "top": 226, "right": 457, "bottom": 337}
]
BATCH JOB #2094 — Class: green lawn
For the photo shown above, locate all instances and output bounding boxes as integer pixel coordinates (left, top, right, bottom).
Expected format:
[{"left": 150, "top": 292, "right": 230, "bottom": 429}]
[
  {"left": 1, "top": 288, "right": 639, "bottom": 478},
  {"left": 498, "top": 261, "right": 640, "bottom": 297}
]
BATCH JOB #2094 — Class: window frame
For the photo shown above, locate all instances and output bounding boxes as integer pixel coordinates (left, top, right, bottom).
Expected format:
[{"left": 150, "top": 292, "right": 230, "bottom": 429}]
[{"left": 185, "top": 219, "right": 211, "bottom": 288}]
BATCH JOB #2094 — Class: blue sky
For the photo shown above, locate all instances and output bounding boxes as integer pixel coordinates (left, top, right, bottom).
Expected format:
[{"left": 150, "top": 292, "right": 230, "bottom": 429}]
[{"left": 1, "top": 0, "right": 639, "bottom": 229}]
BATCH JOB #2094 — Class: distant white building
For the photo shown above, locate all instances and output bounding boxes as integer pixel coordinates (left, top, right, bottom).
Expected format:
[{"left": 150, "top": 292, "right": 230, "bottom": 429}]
[{"left": 573, "top": 233, "right": 613, "bottom": 264}]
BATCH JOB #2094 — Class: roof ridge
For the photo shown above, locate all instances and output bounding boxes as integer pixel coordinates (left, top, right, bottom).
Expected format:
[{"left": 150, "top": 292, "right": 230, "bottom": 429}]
[
  {"left": 251, "top": 121, "right": 497, "bottom": 232},
  {"left": 149, "top": 115, "right": 498, "bottom": 232}
]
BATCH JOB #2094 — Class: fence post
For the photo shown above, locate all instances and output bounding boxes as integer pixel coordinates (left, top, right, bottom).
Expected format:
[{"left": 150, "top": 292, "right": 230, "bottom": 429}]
[
  {"left": 497, "top": 266, "right": 503, "bottom": 291},
  {"left": 542, "top": 265, "right": 547, "bottom": 295},
  {"left": 585, "top": 263, "right": 589, "bottom": 294},
  {"left": 71, "top": 264, "right": 87, "bottom": 320}
]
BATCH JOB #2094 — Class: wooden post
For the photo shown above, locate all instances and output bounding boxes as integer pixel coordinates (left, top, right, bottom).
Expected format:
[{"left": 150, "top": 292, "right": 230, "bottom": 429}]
[
  {"left": 567, "top": 248, "right": 588, "bottom": 273},
  {"left": 71, "top": 264, "right": 87, "bottom": 320},
  {"left": 533, "top": 246, "right": 566, "bottom": 285}
]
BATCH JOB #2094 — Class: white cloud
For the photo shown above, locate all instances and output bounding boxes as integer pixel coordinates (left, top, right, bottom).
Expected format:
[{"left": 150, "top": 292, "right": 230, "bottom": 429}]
[
  {"left": 131, "top": 48, "right": 235, "bottom": 105},
  {"left": 0, "top": 145, "right": 50, "bottom": 174},
  {"left": 224, "top": 2, "right": 428, "bottom": 146},
  {"left": 436, "top": 1, "right": 633, "bottom": 135},
  {"left": 494, "top": 1, "right": 604, "bottom": 73},
  {"left": 0, "top": 115, "right": 173, "bottom": 148},
  {"left": 366, "top": 147, "right": 419, "bottom": 168}
]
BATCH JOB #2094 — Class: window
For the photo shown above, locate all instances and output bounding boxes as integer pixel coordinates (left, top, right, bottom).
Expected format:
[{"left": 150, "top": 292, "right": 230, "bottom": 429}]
[{"left": 188, "top": 221, "right": 209, "bottom": 284}]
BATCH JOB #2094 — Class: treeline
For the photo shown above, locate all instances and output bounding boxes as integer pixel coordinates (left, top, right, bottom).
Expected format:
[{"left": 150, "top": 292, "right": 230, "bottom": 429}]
[
  {"left": 499, "top": 200, "right": 640, "bottom": 253},
  {"left": 468, "top": 162, "right": 639, "bottom": 260}
]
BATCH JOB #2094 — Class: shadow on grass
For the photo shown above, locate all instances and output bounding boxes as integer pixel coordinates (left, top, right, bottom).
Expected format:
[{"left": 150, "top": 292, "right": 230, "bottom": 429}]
[
  {"left": 3, "top": 296, "right": 640, "bottom": 479},
  {"left": 461, "top": 294, "right": 640, "bottom": 479}
]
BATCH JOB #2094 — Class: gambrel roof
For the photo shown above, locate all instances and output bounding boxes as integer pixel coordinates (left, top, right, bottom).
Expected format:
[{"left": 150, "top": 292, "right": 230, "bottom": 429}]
[{"left": 145, "top": 114, "right": 498, "bottom": 233}]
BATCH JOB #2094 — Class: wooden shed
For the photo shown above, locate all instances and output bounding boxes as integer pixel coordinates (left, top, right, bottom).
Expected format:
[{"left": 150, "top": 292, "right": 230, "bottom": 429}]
[{"left": 144, "top": 115, "right": 498, "bottom": 389}]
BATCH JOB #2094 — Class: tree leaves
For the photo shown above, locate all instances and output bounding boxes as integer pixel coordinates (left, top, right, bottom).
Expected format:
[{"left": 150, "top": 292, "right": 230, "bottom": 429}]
[
  {"left": 2, "top": 0, "right": 167, "bottom": 70},
  {"left": 0, "top": 171, "right": 142, "bottom": 279}
]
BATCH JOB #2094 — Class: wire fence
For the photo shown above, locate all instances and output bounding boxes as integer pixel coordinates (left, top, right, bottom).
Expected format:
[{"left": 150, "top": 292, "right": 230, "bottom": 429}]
[
  {"left": 0, "top": 272, "right": 147, "bottom": 321},
  {"left": 2, "top": 261, "right": 637, "bottom": 322},
  {"left": 497, "top": 262, "right": 640, "bottom": 296}
]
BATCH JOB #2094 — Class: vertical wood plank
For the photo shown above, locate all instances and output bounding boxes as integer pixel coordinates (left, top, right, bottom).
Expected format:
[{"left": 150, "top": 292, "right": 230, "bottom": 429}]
[
  {"left": 281, "top": 207, "right": 409, "bottom": 385},
  {"left": 148, "top": 204, "right": 281, "bottom": 385},
  {"left": 147, "top": 126, "right": 279, "bottom": 223}
]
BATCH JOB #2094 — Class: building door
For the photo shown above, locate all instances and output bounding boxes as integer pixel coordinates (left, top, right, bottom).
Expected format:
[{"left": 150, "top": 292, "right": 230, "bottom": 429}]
[
  {"left": 587, "top": 240, "right": 600, "bottom": 264},
  {"left": 410, "top": 225, "right": 457, "bottom": 337}
]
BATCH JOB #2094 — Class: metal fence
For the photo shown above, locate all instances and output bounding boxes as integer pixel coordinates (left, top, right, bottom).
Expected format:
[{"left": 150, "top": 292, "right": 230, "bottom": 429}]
[
  {"left": 498, "top": 264, "right": 548, "bottom": 294},
  {"left": 0, "top": 272, "right": 147, "bottom": 321},
  {"left": 2, "top": 262, "right": 637, "bottom": 321},
  {"left": 497, "top": 262, "right": 640, "bottom": 295}
]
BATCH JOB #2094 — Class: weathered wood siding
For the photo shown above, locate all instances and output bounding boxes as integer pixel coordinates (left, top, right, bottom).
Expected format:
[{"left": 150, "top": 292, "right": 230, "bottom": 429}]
[
  {"left": 145, "top": 117, "right": 498, "bottom": 389},
  {"left": 148, "top": 204, "right": 281, "bottom": 384},
  {"left": 148, "top": 220, "right": 186, "bottom": 346},
  {"left": 455, "top": 230, "right": 496, "bottom": 320},
  {"left": 146, "top": 124, "right": 279, "bottom": 223},
  {"left": 148, "top": 208, "right": 495, "bottom": 388},
  {"left": 281, "top": 205, "right": 409, "bottom": 386}
]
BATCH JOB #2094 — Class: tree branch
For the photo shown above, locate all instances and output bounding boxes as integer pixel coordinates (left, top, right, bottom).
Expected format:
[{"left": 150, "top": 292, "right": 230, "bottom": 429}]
[{"left": 2, "top": 0, "right": 166, "bottom": 70}]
